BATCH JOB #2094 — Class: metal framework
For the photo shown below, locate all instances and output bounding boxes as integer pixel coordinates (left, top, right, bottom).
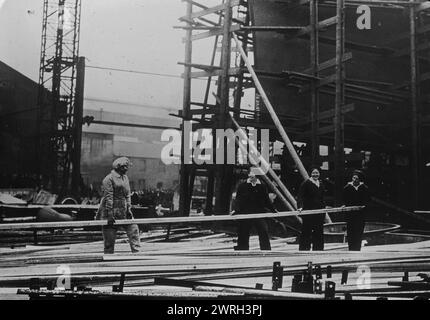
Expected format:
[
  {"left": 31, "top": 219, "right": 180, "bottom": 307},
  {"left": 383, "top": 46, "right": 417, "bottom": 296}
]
[
  {"left": 37, "top": 0, "right": 83, "bottom": 197},
  {"left": 178, "top": 0, "right": 429, "bottom": 216}
]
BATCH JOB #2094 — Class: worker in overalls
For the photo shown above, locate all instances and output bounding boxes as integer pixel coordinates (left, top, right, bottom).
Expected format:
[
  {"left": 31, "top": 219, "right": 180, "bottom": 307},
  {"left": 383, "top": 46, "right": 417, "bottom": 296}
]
[
  {"left": 234, "top": 168, "right": 276, "bottom": 251},
  {"left": 343, "top": 170, "right": 371, "bottom": 251},
  {"left": 95, "top": 157, "right": 141, "bottom": 254},
  {"left": 297, "top": 167, "right": 326, "bottom": 251}
]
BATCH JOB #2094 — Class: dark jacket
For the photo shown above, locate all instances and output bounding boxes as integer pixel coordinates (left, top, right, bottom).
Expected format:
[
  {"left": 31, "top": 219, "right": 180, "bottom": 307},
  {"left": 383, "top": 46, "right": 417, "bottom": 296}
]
[
  {"left": 297, "top": 179, "right": 325, "bottom": 210},
  {"left": 235, "top": 180, "right": 275, "bottom": 214},
  {"left": 343, "top": 183, "right": 370, "bottom": 207}
]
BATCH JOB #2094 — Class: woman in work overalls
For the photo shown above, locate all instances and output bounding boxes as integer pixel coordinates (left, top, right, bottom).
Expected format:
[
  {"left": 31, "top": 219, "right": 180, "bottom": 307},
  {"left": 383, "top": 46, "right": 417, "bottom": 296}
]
[{"left": 95, "top": 157, "right": 141, "bottom": 254}]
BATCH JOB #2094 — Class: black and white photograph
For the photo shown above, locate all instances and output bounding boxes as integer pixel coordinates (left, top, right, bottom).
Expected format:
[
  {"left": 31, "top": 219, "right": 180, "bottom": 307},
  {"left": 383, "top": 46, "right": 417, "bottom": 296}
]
[{"left": 1, "top": 0, "right": 430, "bottom": 311}]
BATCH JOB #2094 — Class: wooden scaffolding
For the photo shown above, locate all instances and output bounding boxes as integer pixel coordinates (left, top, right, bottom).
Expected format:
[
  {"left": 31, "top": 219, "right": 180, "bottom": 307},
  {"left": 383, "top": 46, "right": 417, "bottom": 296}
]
[{"left": 177, "top": 0, "right": 429, "bottom": 217}]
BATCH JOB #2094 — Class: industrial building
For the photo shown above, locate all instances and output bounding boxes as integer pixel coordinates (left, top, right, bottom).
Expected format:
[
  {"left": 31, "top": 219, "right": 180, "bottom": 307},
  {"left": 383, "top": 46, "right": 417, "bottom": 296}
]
[{"left": 0, "top": 61, "right": 180, "bottom": 193}]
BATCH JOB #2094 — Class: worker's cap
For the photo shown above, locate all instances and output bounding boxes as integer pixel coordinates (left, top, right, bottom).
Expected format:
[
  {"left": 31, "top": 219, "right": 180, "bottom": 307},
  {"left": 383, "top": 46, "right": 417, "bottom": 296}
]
[
  {"left": 248, "top": 166, "right": 264, "bottom": 176},
  {"left": 112, "top": 157, "right": 132, "bottom": 169},
  {"left": 352, "top": 170, "right": 364, "bottom": 180},
  {"left": 309, "top": 166, "right": 321, "bottom": 173}
]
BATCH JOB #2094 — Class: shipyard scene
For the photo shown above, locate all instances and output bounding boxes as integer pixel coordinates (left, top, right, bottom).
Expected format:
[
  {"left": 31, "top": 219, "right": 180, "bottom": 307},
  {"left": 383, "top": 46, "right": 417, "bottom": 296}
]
[{"left": 1, "top": 0, "right": 430, "bottom": 305}]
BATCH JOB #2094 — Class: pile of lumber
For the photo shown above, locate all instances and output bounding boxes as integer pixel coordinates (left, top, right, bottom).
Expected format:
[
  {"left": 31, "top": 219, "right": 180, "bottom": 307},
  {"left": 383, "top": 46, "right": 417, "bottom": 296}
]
[{"left": 0, "top": 225, "right": 429, "bottom": 300}]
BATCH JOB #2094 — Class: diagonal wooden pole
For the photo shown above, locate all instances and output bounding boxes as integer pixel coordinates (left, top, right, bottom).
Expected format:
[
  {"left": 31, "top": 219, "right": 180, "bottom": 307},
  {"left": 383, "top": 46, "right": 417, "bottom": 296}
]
[
  {"left": 234, "top": 129, "right": 303, "bottom": 227},
  {"left": 212, "top": 93, "right": 298, "bottom": 213},
  {"left": 232, "top": 32, "right": 309, "bottom": 181},
  {"left": 229, "top": 115, "right": 298, "bottom": 210}
]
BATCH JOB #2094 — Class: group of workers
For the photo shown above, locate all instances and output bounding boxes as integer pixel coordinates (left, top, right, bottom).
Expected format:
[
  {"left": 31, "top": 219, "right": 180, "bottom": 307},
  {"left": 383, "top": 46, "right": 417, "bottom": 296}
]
[
  {"left": 234, "top": 167, "right": 370, "bottom": 252},
  {"left": 96, "top": 157, "right": 370, "bottom": 254}
]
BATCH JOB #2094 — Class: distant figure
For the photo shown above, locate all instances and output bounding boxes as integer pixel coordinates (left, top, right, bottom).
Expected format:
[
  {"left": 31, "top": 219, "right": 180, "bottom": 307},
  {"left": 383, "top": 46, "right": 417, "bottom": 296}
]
[
  {"left": 95, "top": 157, "right": 141, "bottom": 254},
  {"left": 234, "top": 168, "right": 276, "bottom": 251},
  {"left": 131, "top": 191, "right": 140, "bottom": 206},
  {"left": 343, "top": 170, "right": 371, "bottom": 251},
  {"left": 297, "top": 167, "right": 326, "bottom": 251}
]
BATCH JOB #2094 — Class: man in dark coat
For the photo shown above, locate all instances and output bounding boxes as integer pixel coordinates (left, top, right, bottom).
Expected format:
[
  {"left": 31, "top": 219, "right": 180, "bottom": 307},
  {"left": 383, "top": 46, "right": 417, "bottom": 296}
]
[
  {"left": 343, "top": 170, "right": 371, "bottom": 251},
  {"left": 297, "top": 167, "right": 326, "bottom": 251},
  {"left": 234, "top": 169, "right": 276, "bottom": 250}
]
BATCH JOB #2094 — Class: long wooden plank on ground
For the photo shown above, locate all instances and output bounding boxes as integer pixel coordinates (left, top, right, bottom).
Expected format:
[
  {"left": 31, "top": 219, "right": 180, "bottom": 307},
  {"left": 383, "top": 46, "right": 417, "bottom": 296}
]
[
  {"left": 16, "top": 288, "right": 244, "bottom": 299},
  {"left": 194, "top": 285, "right": 325, "bottom": 300}
]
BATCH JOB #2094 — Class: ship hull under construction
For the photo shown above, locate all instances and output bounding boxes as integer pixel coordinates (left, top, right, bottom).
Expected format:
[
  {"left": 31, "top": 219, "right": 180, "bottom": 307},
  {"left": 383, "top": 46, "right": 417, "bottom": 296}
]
[{"left": 248, "top": 0, "right": 430, "bottom": 210}]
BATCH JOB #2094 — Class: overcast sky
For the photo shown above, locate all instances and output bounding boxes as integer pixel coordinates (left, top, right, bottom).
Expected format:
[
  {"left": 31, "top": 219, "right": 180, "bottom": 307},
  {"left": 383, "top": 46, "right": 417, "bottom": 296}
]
[{"left": 0, "top": 0, "right": 225, "bottom": 114}]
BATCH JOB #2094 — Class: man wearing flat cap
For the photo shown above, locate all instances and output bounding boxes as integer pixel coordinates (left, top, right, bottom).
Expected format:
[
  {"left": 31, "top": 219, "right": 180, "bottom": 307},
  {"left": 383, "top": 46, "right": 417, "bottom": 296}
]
[
  {"left": 342, "top": 170, "right": 371, "bottom": 251},
  {"left": 95, "top": 157, "right": 141, "bottom": 254}
]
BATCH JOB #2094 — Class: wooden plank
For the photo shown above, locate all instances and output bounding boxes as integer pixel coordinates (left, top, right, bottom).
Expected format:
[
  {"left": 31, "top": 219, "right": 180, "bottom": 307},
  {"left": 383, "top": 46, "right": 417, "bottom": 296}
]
[
  {"left": 178, "top": 62, "right": 221, "bottom": 71},
  {"left": 393, "top": 41, "right": 430, "bottom": 57},
  {"left": 194, "top": 285, "right": 326, "bottom": 300},
  {"left": 299, "top": 74, "right": 337, "bottom": 93},
  {"left": 384, "top": 22, "right": 430, "bottom": 46},
  {"left": 0, "top": 204, "right": 99, "bottom": 210},
  {"left": 190, "top": 24, "right": 241, "bottom": 41},
  {"left": 187, "top": 67, "right": 243, "bottom": 78},
  {"left": 180, "top": 0, "right": 240, "bottom": 20},
  {"left": 17, "top": 288, "right": 243, "bottom": 299},
  {"left": 320, "top": 152, "right": 364, "bottom": 162},
  {"left": 317, "top": 125, "right": 336, "bottom": 135},
  {"left": 301, "top": 125, "right": 336, "bottom": 137},
  {"left": 0, "top": 206, "right": 363, "bottom": 230},
  {"left": 318, "top": 36, "right": 395, "bottom": 55},
  {"left": 241, "top": 26, "right": 304, "bottom": 32},
  {"left": 302, "top": 52, "right": 352, "bottom": 74},
  {"left": 292, "top": 104, "right": 355, "bottom": 127},
  {"left": 295, "top": 16, "right": 338, "bottom": 37},
  {"left": 319, "top": 103, "right": 355, "bottom": 121},
  {"left": 372, "top": 197, "right": 430, "bottom": 225}
]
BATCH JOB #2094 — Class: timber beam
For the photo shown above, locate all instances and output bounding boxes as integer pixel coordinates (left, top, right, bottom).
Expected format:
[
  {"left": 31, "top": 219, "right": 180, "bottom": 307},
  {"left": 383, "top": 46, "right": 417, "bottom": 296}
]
[{"left": 0, "top": 206, "right": 363, "bottom": 230}]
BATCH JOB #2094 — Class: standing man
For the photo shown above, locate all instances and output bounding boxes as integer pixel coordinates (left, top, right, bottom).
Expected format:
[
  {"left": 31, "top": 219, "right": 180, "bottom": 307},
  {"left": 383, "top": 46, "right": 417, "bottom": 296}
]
[
  {"left": 95, "top": 157, "right": 141, "bottom": 254},
  {"left": 234, "top": 168, "right": 276, "bottom": 251},
  {"left": 297, "top": 167, "right": 326, "bottom": 251},
  {"left": 343, "top": 170, "right": 370, "bottom": 251}
]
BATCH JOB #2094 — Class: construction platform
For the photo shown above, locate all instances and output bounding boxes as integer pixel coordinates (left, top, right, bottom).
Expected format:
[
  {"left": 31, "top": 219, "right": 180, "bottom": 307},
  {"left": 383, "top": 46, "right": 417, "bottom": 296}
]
[{"left": 1, "top": 226, "right": 430, "bottom": 300}]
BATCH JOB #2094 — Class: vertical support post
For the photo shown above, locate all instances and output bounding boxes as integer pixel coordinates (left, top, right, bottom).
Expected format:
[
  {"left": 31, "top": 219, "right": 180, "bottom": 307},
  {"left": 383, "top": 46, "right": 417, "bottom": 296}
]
[
  {"left": 334, "top": 0, "right": 345, "bottom": 205},
  {"left": 410, "top": 2, "right": 421, "bottom": 208},
  {"left": 204, "top": 168, "right": 215, "bottom": 215},
  {"left": 71, "top": 56, "right": 85, "bottom": 198},
  {"left": 179, "top": 1, "right": 193, "bottom": 216},
  {"left": 310, "top": 0, "right": 320, "bottom": 166},
  {"left": 214, "top": 0, "right": 233, "bottom": 214},
  {"left": 203, "top": 11, "right": 223, "bottom": 216},
  {"left": 188, "top": 166, "right": 196, "bottom": 211},
  {"left": 233, "top": 10, "right": 250, "bottom": 118}
]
